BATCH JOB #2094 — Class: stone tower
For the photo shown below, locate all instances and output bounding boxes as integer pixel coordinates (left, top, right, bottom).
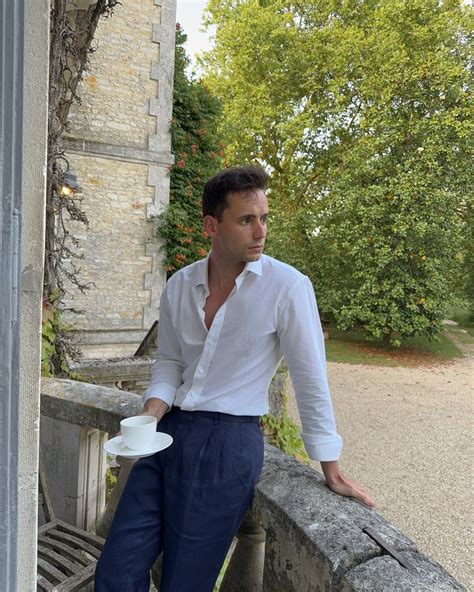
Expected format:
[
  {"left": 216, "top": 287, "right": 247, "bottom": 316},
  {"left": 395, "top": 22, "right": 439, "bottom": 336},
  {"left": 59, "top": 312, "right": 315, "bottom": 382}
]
[{"left": 64, "top": 0, "right": 176, "bottom": 358}]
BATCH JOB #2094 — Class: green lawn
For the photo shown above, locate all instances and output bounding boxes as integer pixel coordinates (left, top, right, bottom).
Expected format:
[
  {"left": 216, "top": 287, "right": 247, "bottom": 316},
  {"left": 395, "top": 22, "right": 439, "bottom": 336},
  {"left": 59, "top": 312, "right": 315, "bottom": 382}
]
[{"left": 324, "top": 326, "right": 464, "bottom": 367}]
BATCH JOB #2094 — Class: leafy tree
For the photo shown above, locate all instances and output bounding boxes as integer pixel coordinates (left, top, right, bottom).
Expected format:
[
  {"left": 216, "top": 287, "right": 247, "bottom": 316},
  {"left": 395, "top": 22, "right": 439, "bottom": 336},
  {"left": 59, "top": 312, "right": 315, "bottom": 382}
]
[
  {"left": 158, "top": 25, "right": 224, "bottom": 274},
  {"left": 202, "top": 0, "right": 473, "bottom": 344}
]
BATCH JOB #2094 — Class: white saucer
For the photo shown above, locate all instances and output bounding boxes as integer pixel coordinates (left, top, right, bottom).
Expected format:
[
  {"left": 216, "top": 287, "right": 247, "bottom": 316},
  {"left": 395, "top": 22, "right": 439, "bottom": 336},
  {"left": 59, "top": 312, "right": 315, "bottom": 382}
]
[{"left": 104, "top": 432, "right": 173, "bottom": 458}]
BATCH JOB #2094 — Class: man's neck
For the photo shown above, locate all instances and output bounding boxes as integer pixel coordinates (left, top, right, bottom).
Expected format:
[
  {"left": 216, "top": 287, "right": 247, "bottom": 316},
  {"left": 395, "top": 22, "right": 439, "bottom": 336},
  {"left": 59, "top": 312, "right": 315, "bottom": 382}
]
[{"left": 208, "top": 252, "right": 245, "bottom": 290}]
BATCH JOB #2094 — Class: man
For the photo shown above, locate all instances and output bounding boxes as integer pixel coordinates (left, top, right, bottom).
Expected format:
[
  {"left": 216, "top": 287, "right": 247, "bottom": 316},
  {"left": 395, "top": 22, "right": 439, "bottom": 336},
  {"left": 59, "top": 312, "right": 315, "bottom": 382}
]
[{"left": 95, "top": 166, "right": 374, "bottom": 591}]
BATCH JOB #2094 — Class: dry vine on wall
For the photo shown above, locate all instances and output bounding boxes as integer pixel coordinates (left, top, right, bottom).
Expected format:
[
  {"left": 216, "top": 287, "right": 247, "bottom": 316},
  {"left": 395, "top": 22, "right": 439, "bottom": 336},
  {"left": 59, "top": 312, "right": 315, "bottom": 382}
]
[{"left": 43, "top": 0, "right": 118, "bottom": 375}]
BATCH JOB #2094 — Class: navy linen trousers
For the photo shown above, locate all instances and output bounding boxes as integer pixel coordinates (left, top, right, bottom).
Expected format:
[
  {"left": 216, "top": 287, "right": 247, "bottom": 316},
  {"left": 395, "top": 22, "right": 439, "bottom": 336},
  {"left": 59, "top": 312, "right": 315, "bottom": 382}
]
[{"left": 95, "top": 407, "right": 264, "bottom": 592}]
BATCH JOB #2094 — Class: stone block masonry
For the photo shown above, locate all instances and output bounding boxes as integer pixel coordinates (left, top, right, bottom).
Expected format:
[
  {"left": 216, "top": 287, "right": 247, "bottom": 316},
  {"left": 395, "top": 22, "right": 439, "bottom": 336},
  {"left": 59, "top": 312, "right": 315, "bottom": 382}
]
[
  {"left": 63, "top": 155, "right": 155, "bottom": 354},
  {"left": 67, "top": 0, "right": 161, "bottom": 150},
  {"left": 63, "top": 0, "right": 177, "bottom": 358}
]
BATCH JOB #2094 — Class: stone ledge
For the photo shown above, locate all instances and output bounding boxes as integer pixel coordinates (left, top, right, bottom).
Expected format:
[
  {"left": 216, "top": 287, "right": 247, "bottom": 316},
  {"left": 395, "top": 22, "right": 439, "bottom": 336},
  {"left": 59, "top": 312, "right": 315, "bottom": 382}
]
[
  {"left": 41, "top": 378, "right": 142, "bottom": 435},
  {"left": 74, "top": 329, "right": 148, "bottom": 345},
  {"left": 340, "top": 553, "right": 465, "bottom": 592},
  {"left": 255, "top": 446, "right": 465, "bottom": 591},
  {"left": 63, "top": 136, "right": 174, "bottom": 165},
  {"left": 70, "top": 356, "right": 154, "bottom": 383}
]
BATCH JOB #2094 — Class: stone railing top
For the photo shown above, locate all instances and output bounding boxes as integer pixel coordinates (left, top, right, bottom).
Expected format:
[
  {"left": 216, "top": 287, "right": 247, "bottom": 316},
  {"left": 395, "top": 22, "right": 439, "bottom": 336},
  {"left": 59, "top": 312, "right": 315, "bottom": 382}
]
[
  {"left": 40, "top": 378, "right": 465, "bottom": 591},
  {"left": 41, "top": 377, "right": 142, "bottom": 435},
  {"left": 255, "top": 446, "right": 464, "bottom": 591},
  {"left": 70, "top": 356, "right": 154, "bottom": 381}
]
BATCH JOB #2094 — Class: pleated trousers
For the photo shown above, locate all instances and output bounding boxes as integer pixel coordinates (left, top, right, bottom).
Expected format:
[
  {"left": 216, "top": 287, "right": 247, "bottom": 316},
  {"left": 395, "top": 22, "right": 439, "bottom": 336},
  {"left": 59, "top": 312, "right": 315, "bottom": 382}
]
[{"left": 94, "top": 406, "right": 264, "bottom": 592}]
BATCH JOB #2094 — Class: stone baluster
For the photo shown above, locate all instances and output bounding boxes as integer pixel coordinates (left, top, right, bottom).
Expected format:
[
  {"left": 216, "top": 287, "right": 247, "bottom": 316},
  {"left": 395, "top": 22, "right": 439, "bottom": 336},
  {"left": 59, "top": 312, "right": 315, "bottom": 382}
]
[
  {"left": 95, "top": 453, "right": 164, "bottom": 589},
  {"left": 151, "top": 553, "right": 163, "bottom": 590},
  {"left": 95, "top": 455, "right": 137, "bottom": 538},
  {"left": 219, "top": 511, "right": 266, "bottom": 592}
]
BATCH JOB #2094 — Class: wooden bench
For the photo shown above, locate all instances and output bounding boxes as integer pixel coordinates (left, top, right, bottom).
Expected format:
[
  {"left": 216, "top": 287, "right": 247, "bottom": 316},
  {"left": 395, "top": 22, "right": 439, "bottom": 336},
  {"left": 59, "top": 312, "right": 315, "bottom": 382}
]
[{"left": 37, "top": 451, "right": 105, "bottom": 591}]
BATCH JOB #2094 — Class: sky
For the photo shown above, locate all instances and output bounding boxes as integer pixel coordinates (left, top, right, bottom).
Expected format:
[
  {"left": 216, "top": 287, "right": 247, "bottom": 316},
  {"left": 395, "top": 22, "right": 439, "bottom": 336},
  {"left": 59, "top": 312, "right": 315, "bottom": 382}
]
[{"left": 176, "top": 0, "right": 213, "bottom": 72}]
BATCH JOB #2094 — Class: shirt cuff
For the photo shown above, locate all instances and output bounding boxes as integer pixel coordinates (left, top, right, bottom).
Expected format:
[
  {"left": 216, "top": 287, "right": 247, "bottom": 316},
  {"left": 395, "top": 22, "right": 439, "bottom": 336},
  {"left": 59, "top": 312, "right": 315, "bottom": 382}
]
[
  {"left": 142, "top": 383, "right": 177, "bottom": 409},
  {"left": 302, "top": 433, "right": 343, "bottom": 462}
]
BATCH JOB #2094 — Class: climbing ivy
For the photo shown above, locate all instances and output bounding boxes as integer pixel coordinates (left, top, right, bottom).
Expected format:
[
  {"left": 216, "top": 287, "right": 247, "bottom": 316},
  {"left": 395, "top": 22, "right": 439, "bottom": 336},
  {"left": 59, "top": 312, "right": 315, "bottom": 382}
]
[
  {"left": 261, "top": 412, "right": 309, "bottom": 464},
  {"left": 42, "top": 290, "right": 82, "bottom": 378},
  {"left": 157, "top": 25, "right": 224, "bottom": 275}
]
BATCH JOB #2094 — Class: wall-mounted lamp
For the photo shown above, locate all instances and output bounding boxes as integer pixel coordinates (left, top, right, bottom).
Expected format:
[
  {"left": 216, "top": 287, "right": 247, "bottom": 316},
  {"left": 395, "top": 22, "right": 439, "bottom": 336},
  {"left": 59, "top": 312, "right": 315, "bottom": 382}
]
[
  {"left": 60, "top": 170, "right": 82, "bottom": 196},
  {"left": 54, "top": 156, "right": 83, "bottom": 197}
]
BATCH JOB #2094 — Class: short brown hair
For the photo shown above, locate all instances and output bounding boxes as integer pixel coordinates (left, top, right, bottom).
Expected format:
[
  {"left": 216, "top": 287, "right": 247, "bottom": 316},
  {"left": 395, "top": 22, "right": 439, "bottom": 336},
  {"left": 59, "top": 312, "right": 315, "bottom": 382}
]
[{"left": 202, "top": 166, "right": 269, "bottom": 221}]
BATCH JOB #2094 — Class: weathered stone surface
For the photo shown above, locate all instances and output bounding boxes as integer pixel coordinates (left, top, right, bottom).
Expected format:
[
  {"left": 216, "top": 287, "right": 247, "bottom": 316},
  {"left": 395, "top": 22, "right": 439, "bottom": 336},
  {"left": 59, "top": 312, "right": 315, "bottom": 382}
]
[
  {"left": 254, "top": 446, "right": 417, "bottom": 591},
  {"left": 96, "top": 455, "right": 137, "bottom": 539},
  {"left": 268, "top": 368, "right": 286, "bottom": 420},
  {"left": 340, "top": 553, "right": 466, "bottom": 591},
  {"left": 63, "top": 137, "right": 173, "bottom": 165},
  {"left": 71, "top": 356, "right": 155, "bottom": 393},
  {"left": 61, "top": 154, "right": 155, "bottom": 333},
  {"left": 71, "top": 356, "right": 154, "bottom": 381},
  {"left": 220, "top": 512, "right": 266, "bottom": 592},
  {"left": 41, "top": 378, "right": 142, "bottom": 435},
  {"left": 40, "top": 416, "right": 106, "bottom": 530},
  {"left": 67, "top": 1, "right": 160, "bottom": 149}
]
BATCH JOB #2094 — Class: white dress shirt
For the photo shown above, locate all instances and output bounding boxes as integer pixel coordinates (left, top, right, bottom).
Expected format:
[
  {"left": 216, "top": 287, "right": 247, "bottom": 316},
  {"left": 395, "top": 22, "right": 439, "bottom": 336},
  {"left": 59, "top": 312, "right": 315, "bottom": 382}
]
[{"left": 143, "top": 254, "right": 342, "bottom": 461}]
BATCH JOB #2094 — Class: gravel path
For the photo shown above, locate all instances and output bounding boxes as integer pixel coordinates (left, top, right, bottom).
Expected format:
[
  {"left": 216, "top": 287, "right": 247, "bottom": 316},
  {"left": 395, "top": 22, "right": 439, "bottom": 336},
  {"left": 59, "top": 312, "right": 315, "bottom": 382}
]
[{"left": 286, "top": 342, "right": 473, "bottom": 589}]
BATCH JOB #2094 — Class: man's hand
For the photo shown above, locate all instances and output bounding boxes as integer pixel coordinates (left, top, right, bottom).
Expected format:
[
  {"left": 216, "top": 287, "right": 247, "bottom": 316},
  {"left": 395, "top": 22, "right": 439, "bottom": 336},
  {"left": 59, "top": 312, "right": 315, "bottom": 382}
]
[
  {"left": 142, "top": 397, "right": 169, "bottom": 423},
  {"left": 320, "top": 461, "right": 375, "bottom": 508},
  {"left": 116, "top": 398, "right": 169, "bottom": 436}
]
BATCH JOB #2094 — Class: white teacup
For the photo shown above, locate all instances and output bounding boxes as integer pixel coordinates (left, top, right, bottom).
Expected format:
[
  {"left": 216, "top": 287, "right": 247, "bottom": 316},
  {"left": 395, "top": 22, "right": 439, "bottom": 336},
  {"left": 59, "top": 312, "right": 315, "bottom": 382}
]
[{"left": 120, "top": 416, "right": 157, "bottom": 450}]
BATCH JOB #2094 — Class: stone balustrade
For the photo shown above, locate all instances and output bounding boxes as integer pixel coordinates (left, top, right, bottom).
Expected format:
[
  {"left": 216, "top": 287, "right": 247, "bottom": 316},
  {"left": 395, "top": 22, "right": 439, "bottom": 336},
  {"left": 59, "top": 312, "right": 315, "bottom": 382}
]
[
  {"left": 70, "top": 356, "right": 155, "bottom": 392},
  {"left": 40, "top": 378, "right": 466, "bottom": 591}
]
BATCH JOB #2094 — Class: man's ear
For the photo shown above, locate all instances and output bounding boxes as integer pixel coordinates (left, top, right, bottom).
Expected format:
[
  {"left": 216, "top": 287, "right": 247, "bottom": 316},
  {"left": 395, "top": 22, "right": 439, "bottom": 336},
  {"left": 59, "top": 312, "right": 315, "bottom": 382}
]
[{"left": 203, "top": 215, "right": 218, "bottom": 237}]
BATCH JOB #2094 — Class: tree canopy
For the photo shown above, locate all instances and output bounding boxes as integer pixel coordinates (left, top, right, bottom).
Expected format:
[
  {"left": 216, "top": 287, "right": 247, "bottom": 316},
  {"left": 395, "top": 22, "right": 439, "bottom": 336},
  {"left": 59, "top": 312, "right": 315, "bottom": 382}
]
[{"left": 202, "top": 0, "right": 473, "bottom": 344}]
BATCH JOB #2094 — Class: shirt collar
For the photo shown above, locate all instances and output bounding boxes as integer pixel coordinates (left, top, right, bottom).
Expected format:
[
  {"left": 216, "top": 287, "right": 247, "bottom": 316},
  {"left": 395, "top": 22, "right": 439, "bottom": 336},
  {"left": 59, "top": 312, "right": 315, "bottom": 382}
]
[
  {"left": 192, "top": 254, "right": 263, "bottom": 289},
  {"left": 243, "top": 258, "right": 262, "bottom": 277},
  {"left": 192, "top": 255, "right": 210, "bottom": 289}
]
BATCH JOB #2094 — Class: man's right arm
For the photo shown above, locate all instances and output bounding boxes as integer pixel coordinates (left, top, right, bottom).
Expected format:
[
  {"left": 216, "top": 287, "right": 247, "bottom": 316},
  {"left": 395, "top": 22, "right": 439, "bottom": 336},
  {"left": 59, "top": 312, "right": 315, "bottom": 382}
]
[{"left": 142, "top": 287, "right": 186, "bottom": 416}]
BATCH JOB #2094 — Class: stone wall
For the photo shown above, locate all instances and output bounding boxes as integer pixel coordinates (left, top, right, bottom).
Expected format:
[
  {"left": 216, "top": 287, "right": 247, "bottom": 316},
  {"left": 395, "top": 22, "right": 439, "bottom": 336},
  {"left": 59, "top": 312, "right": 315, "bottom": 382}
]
[
  {"left": 66, "top": 2, "right": 160, "bottom": 150},
  {"left": 63, "top": 0, "right": 176, "bottom": 358}
]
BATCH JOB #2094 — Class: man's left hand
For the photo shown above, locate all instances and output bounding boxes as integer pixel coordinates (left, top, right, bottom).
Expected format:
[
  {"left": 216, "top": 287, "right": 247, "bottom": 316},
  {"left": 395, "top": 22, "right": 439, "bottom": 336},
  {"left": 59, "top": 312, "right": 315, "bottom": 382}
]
[{"left": 320, "top": 461, "right": 375, "bottom": 508}]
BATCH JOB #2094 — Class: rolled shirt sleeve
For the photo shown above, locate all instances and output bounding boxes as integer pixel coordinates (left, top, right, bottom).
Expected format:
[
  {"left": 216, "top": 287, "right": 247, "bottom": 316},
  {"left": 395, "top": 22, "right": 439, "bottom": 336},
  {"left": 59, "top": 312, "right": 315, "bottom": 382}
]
[
  {"left": 143, "top": 288, "right": 186, "bottom": 408},
  {"left": 277, "top": 276, "right": 343, "bottom": 462}
]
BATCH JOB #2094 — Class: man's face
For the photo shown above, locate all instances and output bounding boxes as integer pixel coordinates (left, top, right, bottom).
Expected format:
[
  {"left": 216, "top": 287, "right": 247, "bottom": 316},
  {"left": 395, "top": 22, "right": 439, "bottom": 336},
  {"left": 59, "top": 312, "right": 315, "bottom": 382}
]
[{"left": 207, "top": 189, "right": 269, "bottom": 264}]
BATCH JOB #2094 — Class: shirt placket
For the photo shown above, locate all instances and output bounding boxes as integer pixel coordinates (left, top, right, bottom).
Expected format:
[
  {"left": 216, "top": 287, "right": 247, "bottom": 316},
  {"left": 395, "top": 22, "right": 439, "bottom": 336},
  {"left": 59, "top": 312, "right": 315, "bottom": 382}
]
[{"left": 180, "top": 273, "right": 246, "bottom": 410}]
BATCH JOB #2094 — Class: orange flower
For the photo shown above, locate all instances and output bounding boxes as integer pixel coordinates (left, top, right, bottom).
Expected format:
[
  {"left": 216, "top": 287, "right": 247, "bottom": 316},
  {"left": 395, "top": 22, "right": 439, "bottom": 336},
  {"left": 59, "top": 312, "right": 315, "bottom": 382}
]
[
  {"left": 197, "top": 248, "right": 208, "bottom": 257},
  {"left": 176, "top": 253, "right": 187, "bottom": 262}
]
